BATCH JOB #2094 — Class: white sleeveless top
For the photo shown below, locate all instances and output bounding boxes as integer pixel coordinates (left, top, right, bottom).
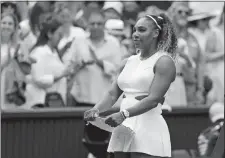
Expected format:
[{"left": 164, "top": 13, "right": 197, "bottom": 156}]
[{"left": 107, "top": 51, "right": 172, "bottom": 157}]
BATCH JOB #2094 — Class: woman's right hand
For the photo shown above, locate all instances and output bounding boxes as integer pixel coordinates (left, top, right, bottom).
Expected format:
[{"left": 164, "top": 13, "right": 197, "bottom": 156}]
[{"left": 84, "top": 108, "right": 100, "bottom": 121}]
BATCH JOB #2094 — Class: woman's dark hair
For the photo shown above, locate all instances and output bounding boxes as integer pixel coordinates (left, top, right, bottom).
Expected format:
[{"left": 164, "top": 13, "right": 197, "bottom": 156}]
[
  {"left": 144, "top": 13, "right": 178, "bottom": 58},
  {"left": 29, "top": 2, "right": 55, "bottom": 35},
  {"left": 31, "top": 12, "right": 62, "bottom": 51}
]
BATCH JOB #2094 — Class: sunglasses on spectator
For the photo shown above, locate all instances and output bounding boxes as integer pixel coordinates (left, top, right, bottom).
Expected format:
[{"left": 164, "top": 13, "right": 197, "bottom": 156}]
[{"left": 177, "top": 10, "right": 190, "bottom": 16}]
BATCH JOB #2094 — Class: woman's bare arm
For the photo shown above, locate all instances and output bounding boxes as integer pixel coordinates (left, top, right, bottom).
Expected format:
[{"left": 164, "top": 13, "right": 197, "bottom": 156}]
[{"left": 93, "top": 59, "right": 128, "bottom": 113}]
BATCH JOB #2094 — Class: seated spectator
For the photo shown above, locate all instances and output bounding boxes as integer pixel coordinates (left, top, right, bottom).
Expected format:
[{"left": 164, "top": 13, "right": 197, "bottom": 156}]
[
  {"left": 21, "top": 13, "right": 75, "bottom": 109},
  {"left": 197, "top": 102, "right": 224, "bottom": 157}
]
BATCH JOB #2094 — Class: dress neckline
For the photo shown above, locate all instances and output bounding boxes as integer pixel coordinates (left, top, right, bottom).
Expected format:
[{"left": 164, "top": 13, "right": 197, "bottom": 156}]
[{"left": 138, "top": 51, "right": 159, "bottom": 61}]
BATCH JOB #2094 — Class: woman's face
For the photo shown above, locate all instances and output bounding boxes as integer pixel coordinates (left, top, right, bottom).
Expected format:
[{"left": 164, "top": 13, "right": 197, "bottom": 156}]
[
  {"left": 173, "top": 6, "right": 190, "bottom": 27},
  {"left": 57, "top": 8, "right": 72, "bottom": 24},
  {"left": 1, "top": 15, "right": 16, "bottom": 39},
  {"left": 48, "top": 26, "right": 64, "bottom": 48},
  {"left": 132, "top": 18, "right": 158, "bottom": 51}
]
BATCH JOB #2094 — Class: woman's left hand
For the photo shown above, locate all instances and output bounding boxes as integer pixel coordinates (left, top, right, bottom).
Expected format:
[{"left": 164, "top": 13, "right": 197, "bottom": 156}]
[{"left": 105, "top": 112, "right": 126, "bottom": 127}]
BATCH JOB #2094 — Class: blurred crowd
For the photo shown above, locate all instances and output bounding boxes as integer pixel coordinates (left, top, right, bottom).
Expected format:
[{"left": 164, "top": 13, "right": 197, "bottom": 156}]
[{"left": 0, "top": 1, "right": 224, "bottom": 110}]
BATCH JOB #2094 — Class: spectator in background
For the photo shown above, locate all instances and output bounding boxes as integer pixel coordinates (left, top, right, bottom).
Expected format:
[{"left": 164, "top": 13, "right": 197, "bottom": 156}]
[
  {"left": 29, "top": 1, "right": 54, "bottom": 37},
  {"left": 54, "top": 4, "right": 86, "bottom": 64},
  {"left": 164, "top": 38, "right": 188, "bottom": 107},
  {"left": 74, "top": 1, "right": 104, "bottom": 30},
  {"left": 188, "top": 10, "right": 216, "bottom": 54},
  {"left": 103, "top": 1, "right": 123, "bottom": 20},
  {"left": 168, "top": 1, "right": 204, "bottom": 106},
  {"left": 1, "top": 12, "right": 26, "bottom": 109},
  {"left": 122, "top": 1, "right": 141, "bottom": 22},
  {"left": 22, "top": 13, "right": 75, "bottom": 109},
  {"left": 122, "top": 1, "right": 141, "bottom": 38},
  {"left": 105, "top": 19, "right": 130, "bottom": 59},
  {"left": 68, "top": 9, "right": 122, "bottom": 107},
  {"left": 197, "top": 102, "right": 224, "bottom": 157},
  {"left": 205, "top": 5, "right": 224, "bottom": 105}
]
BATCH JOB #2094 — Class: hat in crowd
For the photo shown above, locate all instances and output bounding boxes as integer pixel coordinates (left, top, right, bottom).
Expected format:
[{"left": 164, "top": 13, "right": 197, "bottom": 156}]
[
  {"left": 105, "top": 19, "right": 125, "bottom": 36},
  {"left": 188, "top": 9, "right": 217, "bottom": 22},
  {"left": 103, "top": 1, "right": 123, "bottom": 16},
  {"left": 209, "top": 102, "right": 224, "bottom": 123}
]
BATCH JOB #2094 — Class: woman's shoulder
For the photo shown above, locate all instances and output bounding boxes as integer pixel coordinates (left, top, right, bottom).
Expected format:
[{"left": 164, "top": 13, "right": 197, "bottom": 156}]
[
  {"left": 155, "top": 54, "right": 176, "bottom": 80},
  {"left": 155, "top": 51, "right": 174, "bottom": 61}
]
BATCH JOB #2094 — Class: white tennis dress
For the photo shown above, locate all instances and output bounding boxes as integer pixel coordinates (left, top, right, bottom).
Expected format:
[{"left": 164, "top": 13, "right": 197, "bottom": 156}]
[{"left": 107, "top": 51, "right": 172, "bottom": 157}]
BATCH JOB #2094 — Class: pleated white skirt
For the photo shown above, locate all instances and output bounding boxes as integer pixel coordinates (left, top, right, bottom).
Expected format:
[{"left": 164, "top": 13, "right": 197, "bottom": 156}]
[{"left": 107, "top": 94, "right": 171, "bottom": 157}]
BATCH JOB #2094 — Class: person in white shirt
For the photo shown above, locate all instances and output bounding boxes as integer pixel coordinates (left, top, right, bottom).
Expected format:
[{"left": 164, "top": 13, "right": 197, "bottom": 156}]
[
  {"left": 68, "top": 9, "right": 122, "bottom": 107},
  {"left": 21, "top": 13, "right": 75, "bottom": 109},
  {"left": 54, "top": 5, "right": 86, "bottom": 64}
]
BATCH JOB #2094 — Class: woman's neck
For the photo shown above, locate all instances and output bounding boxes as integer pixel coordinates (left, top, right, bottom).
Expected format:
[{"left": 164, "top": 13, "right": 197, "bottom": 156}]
[{"left": 140, "top": 41, "right": 158, "bottom": 59}]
